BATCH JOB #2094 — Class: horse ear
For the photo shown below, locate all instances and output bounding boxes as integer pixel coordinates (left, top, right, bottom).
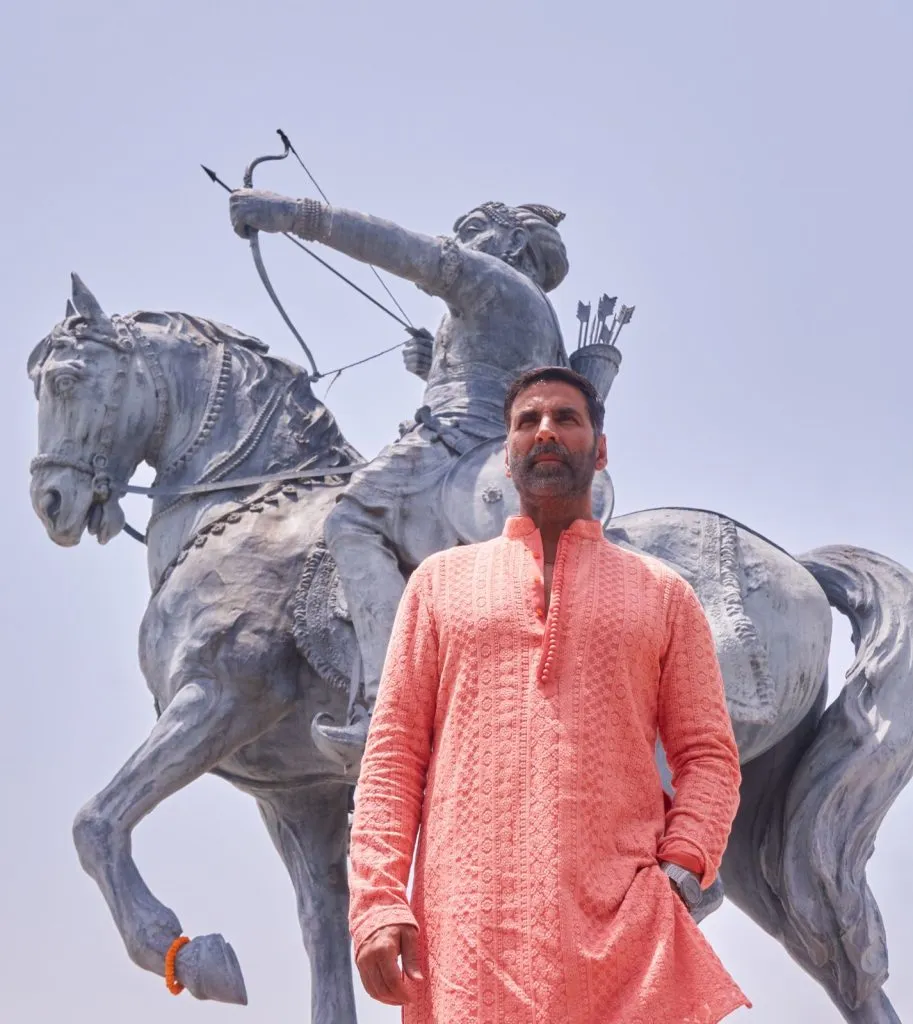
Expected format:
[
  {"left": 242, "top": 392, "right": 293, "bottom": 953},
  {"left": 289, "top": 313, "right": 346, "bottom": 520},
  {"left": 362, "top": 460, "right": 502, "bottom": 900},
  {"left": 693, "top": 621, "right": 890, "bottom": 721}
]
[
  {"left": 65, "top": 299, "right": 77, "bottom": 318},
  {"left": 70, "top": 273, "right": 107, "bottom": 323}
]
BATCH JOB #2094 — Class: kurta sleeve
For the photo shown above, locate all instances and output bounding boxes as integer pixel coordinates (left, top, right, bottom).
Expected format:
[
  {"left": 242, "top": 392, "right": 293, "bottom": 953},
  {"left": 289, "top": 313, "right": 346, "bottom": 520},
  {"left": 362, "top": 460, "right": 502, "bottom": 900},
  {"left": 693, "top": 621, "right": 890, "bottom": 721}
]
[
  {"left": 347, "top": 562, "right": 440, "bottom": 957},
  {"left": 656, "top": 576, "right": 742, "bottom": 888}
]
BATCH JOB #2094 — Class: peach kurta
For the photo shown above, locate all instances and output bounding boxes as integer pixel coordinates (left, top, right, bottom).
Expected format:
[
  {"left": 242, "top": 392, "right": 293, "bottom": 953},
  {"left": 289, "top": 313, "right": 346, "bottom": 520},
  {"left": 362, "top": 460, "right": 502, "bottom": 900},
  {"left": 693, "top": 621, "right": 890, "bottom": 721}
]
[{"left": 349, "top": 516, "right": 750, "bottom": 1023}]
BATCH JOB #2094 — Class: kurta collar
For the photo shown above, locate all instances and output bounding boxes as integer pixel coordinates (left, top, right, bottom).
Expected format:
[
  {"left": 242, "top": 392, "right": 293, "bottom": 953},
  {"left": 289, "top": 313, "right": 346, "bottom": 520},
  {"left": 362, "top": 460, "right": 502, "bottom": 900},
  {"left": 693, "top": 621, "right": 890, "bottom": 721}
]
[{"left": 503, "top": 515, "right": 603, "bottom": 540}]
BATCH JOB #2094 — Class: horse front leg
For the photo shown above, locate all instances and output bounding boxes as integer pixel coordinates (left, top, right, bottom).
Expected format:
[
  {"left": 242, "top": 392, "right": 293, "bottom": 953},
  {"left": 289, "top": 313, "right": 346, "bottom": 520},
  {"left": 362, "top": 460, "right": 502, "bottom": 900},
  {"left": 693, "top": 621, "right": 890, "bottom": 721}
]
[
  {"left": 257, "top": 782, "right": 357, "bottom": 1024},
  {"left": 72, "top": 677, "right": 289, "bottom": 1004}
]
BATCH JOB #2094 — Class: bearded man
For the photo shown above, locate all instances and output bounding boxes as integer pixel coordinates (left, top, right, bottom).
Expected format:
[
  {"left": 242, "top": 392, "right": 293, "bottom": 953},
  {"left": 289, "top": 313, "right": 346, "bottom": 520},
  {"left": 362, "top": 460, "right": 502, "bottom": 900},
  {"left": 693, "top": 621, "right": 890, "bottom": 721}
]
[
  {"left": 230, "top": 191, "right": 572, "bottom": 758},
  {"left": 347, "top": 366, "right": 750, "bottom": 1023}
]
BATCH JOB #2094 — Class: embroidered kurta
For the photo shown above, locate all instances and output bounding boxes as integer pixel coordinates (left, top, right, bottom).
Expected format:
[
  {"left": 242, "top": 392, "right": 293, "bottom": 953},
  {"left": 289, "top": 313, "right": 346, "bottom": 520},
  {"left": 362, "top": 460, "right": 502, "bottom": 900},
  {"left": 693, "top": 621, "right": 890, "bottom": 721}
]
[{"left": 349, "top": 516, "right": 750, "bottom": 1023}]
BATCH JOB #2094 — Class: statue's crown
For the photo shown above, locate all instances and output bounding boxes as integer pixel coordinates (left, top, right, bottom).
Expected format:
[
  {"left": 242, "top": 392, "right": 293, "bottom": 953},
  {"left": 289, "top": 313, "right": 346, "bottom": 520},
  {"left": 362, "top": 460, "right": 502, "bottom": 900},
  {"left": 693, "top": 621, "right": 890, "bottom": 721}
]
[
  {"left": 516, "top": 203, "right": 566, "bottom": 227},
  {"left": 461, "top": 202, "right": 566, "bottom": 231}
]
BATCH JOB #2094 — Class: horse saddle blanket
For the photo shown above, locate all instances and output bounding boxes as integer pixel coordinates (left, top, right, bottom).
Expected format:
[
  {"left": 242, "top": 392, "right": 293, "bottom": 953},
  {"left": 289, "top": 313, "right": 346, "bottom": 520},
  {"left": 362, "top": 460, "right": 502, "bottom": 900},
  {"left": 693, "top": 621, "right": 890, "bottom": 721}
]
[{"left": 607, "top": 510, "right": 778, "bottom": 727}]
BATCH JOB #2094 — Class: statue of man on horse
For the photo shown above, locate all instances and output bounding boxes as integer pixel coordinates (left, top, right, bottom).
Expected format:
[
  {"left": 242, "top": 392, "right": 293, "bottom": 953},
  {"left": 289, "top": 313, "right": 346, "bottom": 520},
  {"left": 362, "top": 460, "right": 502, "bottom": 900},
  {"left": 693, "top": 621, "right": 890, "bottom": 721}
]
[
  {"left": 23, "top": 179, "right": 913, "bottom": 1023},
  {"left": 229, "top": 190, "right": 581, "bottom": 757}
]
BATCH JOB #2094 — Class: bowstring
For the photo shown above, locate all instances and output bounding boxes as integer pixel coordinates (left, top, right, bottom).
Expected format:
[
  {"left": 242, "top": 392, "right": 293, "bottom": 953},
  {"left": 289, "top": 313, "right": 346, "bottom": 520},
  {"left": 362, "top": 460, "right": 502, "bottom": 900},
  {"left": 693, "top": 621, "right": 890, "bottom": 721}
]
[
  {"left": 271, "top": 132, "right": 429, "bottom": 384},
  {"left": 205, "top": 160, "right": 422, "bottom": 347},
  {"left": 317, "top": 337, "right": 410, "bottom": 385},
  {"left": 206, "top": 145, "right": 430, "bottom": 391},
  {"left": 278, "top": 130, "right": 415, "bottom": 328}
]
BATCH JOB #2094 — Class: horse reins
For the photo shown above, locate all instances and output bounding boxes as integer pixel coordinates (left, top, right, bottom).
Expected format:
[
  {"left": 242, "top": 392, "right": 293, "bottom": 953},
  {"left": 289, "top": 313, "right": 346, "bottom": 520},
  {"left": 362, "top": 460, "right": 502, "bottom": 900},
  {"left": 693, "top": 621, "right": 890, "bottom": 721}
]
[
  {"left": 30, "top": 315, "right": 166, "bottom": 532},
  {"left": 31, "top": 315, "right": 364, "bottom": 545}
]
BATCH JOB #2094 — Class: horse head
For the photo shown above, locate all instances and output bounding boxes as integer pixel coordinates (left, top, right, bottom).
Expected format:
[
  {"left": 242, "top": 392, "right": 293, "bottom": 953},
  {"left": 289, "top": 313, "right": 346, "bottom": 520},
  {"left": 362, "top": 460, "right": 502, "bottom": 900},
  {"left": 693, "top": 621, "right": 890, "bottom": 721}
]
[{"left": 28, "top": 275, "right": 163, "bottom": 546}]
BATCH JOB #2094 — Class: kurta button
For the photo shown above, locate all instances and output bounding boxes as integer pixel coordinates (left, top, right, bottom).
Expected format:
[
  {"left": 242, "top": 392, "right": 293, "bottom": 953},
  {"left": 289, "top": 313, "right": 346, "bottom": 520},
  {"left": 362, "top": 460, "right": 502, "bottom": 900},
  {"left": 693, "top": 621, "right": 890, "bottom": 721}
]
[{"left": 536, "top": 606, "right": 545, "bottom": 618}]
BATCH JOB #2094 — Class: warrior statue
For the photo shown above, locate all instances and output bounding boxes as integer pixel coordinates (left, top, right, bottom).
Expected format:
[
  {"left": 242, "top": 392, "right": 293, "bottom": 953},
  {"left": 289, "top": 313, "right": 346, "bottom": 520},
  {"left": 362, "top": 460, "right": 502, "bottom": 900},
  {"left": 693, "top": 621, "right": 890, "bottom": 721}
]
[
  {"left": 230, "top": 191, "right": 574, "bottom": 757},
  {"left": 26, "top": 258, "right": 913, "bottom": 1024}
]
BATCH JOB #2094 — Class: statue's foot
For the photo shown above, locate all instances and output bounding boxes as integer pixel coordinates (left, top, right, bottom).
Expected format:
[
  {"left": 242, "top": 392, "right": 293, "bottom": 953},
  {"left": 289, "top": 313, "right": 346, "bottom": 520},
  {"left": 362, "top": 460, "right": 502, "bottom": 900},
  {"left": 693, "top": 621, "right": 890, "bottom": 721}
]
[
  {"left": 311, "top": 709, "right": 369, "bottom": 774},
  {"left": 177, "top": 933, "right": 248, "bottom": 1004}
]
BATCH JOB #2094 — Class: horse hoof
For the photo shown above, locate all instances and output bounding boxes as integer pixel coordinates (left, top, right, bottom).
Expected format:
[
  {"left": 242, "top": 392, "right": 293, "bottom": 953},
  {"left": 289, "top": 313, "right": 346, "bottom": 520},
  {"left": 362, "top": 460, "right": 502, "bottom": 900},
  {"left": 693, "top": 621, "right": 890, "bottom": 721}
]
[{"left": 178, "top": 933, "right": 248, "bottom": 1004}]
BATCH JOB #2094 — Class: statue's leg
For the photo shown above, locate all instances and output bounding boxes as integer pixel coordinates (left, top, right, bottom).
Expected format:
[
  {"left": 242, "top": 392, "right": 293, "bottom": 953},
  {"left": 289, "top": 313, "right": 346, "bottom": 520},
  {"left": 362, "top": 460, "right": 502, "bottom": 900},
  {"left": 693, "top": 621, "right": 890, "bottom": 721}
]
[
  {"left": 72, "top": 677, "right": 292, "bottom": 1003},
  {"left": 319, "top": 447, "right": 457, "bottom": 760},
  {"left": 324, "top": 491, "right": 407, "bottom": 715},
  {"left": 257, "top": 782, "right": 356, "bottom": 1024}
]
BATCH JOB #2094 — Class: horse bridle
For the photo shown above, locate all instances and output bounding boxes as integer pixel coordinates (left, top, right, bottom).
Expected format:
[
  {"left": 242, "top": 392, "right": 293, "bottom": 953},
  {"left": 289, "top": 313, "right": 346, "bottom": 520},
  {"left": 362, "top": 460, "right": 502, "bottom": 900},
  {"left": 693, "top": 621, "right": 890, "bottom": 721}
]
[
  {"left": 31, "top": 315, "right": 366, "bottom": 539},
  {"left": 30, "top": 314, "right": 170, "bottom": 507}
]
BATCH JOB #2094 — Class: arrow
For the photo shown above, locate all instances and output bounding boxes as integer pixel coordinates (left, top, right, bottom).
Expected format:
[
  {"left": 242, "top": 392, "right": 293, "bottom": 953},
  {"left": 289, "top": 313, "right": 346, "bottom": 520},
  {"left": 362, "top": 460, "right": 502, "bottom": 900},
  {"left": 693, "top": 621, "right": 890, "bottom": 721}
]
[{"left": 276, "top": 129, "right": 415, "bottom": 328}]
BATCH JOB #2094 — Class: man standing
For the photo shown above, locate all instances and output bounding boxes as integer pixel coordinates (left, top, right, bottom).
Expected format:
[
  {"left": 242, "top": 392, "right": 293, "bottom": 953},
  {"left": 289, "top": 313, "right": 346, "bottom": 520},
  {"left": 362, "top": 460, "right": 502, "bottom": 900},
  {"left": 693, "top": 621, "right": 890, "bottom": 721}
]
[
  {"left": 229, "top": 191, "right": 572, "bottom": 758},
  {"left": 348, "top": 366, "right": 750, "bottom": 1023}
]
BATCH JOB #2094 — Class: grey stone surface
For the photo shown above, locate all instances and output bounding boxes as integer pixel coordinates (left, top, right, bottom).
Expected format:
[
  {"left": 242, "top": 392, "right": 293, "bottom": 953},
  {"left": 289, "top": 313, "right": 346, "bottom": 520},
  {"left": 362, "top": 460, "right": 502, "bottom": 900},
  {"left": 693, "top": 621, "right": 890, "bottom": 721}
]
[
  {"left": 26, "top": 245, "right": 913, "bottom": 1023},
  {"left": 30, "top": 279, "right": 362, "bottom": 1021},
  {"left": 228, "top": 193, "right": 588, "bottom": 744}
]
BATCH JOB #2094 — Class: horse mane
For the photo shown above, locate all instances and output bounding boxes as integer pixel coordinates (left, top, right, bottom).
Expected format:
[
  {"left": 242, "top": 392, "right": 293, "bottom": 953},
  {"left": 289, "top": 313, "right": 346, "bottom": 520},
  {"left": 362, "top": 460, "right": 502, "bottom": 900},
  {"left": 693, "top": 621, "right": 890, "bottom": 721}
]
[
  {"left": 27, "top": 309, "right": 301, "bottom": 396},
  {"left": 130, "top": 311, "right": 271, "bottom": 356}
]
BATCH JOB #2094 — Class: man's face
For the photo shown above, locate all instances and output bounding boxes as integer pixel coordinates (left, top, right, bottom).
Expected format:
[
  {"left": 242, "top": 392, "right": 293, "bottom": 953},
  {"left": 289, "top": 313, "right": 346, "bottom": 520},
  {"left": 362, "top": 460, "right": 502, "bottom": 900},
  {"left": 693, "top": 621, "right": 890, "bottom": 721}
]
[
  {"left": 505, "top": 380, "right": 608, "bottom": 500},
  {"left": 454, "top": 208, "right": 522, "bottom": 259}
]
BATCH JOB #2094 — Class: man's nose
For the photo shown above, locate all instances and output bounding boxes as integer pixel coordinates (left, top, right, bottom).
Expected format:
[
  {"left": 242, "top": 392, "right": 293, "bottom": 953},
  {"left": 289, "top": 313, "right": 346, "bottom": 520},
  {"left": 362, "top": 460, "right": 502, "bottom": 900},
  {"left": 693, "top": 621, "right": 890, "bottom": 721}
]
[{"left": 534, "top": 418, "right": 558, "bottom": 442}]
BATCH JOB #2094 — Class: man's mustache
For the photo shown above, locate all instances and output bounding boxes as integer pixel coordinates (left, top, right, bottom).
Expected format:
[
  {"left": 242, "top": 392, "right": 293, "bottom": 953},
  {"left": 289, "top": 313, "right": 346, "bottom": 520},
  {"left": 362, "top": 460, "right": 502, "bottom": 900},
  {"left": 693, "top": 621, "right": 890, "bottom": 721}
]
[{"left": 525, "top": 442, "right": 570, "bottom": 468}]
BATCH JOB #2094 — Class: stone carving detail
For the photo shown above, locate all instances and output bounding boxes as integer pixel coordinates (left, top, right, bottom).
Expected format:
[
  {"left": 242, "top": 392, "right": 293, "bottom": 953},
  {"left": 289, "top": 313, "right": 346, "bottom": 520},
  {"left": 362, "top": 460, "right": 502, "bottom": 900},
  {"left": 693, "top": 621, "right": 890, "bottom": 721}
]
[
  {"left": 25, "top": 217, "right": 913, "bottom": 1024},
  {"left": 294, "top": 543, "right": 355, "bottom": 694}
]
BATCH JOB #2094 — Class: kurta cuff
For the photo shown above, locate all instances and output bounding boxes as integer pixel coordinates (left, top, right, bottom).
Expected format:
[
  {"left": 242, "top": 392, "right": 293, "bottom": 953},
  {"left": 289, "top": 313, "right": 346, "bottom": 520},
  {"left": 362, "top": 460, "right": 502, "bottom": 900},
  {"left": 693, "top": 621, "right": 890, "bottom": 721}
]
[
  {"left": 657, "top": 846, "right": 705, "bottom": 879},
  {"left": 657, "top": 835, "right": 714, "bottom": 887},
  {"left": 352, "top": 904, "right": 421, "bottom": 960}
]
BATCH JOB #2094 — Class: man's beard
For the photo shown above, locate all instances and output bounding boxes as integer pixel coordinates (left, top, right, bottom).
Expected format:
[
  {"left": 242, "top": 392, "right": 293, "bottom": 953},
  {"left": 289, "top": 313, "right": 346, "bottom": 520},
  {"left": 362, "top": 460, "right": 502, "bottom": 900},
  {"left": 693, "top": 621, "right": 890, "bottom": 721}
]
[{"left": 509, "top": 440, "right": 598, "bottom": 498}]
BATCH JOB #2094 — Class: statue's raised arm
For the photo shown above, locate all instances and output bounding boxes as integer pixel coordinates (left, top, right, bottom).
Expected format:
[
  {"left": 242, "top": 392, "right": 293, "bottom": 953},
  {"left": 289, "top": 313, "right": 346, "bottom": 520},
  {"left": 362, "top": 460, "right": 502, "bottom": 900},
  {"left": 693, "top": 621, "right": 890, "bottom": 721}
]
[
  {"left": 229, "top": 191, "right": 568, "bottom": 315},
  {"left": 230, "top": 189, "right": 574, "bottom": 760}
]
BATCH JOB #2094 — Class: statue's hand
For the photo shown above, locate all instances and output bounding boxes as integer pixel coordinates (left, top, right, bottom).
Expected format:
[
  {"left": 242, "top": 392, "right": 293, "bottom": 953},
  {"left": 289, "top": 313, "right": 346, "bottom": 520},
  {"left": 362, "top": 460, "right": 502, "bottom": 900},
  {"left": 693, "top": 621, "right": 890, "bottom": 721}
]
[
  {"left": 229, "top": 189, "right": 299, "bottom": 239},
  {"left": 402, "top": 328, "right": 434, "bottom": 381}
]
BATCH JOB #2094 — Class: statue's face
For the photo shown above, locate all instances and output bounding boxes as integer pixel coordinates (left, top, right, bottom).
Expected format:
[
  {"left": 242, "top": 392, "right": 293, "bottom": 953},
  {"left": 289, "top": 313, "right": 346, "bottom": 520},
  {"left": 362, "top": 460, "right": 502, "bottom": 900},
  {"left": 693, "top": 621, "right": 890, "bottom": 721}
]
[{"left": 454, "top": 208, "right": 523, "bottom": 260}]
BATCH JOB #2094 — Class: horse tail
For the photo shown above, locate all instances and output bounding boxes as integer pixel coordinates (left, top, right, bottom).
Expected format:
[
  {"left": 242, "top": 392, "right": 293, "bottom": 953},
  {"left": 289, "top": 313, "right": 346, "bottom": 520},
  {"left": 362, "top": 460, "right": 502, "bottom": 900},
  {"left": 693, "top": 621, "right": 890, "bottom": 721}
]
[{"left": 780, "top": 544, "right": 913, "bottom": 1011}]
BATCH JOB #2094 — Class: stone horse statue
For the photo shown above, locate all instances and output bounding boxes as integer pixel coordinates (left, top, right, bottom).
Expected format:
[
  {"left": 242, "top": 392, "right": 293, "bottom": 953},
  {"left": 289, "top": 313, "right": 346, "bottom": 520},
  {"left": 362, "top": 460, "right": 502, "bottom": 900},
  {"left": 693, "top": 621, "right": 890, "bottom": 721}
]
[{"left": 27, "top": 276, "right": 913, "bottom": 1023}]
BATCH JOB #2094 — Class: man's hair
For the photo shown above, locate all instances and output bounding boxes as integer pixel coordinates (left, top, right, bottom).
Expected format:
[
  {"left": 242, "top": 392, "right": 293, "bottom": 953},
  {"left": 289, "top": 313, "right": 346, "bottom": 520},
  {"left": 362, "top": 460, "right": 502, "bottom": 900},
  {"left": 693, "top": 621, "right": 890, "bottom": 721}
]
[{"left": 503, "top": 366, "right": 605, "bottom": 434}]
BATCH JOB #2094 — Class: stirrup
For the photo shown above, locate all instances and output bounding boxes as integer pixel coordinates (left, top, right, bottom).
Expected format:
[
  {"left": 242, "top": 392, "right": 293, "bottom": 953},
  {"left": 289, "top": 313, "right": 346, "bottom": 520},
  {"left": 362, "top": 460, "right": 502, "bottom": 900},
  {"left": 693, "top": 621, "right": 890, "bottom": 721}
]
[{"left": 311, "top": 710, "right": 370, "bottom": 774}]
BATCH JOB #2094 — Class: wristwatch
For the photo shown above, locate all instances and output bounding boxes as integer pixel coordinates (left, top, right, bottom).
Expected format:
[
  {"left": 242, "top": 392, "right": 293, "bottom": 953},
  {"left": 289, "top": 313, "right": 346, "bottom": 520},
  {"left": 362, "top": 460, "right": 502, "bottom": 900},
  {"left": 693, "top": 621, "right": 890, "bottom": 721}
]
[{"left": 659, "top": 860, "right": 703, "bottom": 908}]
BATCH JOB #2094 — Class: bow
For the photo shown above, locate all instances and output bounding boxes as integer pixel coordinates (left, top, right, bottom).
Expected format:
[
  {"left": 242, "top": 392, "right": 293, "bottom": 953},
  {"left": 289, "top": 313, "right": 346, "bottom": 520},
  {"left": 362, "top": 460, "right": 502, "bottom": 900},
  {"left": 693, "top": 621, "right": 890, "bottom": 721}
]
[
  {"left": 203, "top": 133, "right": 431, "bottom": 382},
  {"left": 242, "top": 136, "right": 320, "bottom": 377}
]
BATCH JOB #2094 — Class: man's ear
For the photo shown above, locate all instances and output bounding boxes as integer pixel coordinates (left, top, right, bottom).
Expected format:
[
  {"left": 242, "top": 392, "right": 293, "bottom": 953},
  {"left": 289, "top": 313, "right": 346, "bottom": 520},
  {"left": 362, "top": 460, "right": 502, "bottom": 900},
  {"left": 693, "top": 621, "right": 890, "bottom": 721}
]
[
  {"left": 504, "top": 441, "right": 512, "bottom": 477},
  {"left": 595, "top": 433, "right": 608, "bottom": 471}
]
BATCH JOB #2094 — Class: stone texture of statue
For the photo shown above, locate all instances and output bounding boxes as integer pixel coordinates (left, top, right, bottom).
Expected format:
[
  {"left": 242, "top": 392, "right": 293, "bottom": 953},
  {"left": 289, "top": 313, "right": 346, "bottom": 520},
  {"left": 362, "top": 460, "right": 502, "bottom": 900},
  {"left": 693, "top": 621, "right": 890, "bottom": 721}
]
[
  {"left": 229, "top": 191, "right": 586, "bottom": 757},
  {"left": 26, "top": 238, "right": 913, "bottom": 1021}
]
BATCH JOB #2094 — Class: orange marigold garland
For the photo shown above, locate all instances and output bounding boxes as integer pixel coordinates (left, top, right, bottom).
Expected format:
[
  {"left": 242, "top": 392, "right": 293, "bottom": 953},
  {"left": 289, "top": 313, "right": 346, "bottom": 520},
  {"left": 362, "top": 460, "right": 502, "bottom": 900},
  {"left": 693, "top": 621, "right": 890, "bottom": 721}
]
[{"left": 165, "top": 935, "right": 191, "bottom": 995}]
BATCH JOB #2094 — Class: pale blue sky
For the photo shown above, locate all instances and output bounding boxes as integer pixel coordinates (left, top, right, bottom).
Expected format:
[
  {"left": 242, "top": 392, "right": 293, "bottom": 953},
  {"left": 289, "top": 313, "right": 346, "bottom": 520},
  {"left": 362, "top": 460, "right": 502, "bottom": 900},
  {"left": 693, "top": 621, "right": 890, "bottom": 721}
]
[{"left": 2, "top": 1, "right": 911, "bottom": 1021}]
